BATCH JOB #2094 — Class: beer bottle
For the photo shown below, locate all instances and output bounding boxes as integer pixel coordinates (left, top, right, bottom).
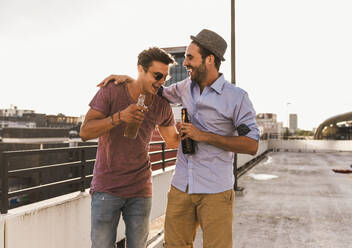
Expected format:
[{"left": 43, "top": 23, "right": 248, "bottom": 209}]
[
  {"left": 181, "top": 108, "right": 195, "bottom": 154},
  {"left": 124, "top": 94, "right": 145, "bottom": 139}
]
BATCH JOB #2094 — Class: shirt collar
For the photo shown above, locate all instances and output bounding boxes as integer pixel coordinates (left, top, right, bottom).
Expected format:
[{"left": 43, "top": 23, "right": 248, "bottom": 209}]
[
  {"left": 190, "top": 73, "right": 226, "bottom": 94},
  {"left": 209, "top": 73, "right": 225, "bottom": 94}
]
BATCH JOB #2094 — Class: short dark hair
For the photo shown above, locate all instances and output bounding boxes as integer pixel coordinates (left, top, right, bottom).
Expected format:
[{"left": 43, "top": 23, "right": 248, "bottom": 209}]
[
  {"left": 191, "top": 41, "right": 221, "bottom": 71},
  {"left": 138, "top": 47, "right": 175, "bottom": 71}
]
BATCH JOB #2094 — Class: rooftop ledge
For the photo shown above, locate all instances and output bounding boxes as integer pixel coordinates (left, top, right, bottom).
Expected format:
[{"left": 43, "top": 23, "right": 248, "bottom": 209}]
[{"left": 1, "top": 140, "right": 352, "bottom": 248}]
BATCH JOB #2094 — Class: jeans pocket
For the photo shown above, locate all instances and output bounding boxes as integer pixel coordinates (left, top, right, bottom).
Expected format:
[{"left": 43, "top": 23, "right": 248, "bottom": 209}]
[
  {"left": 91, "top": 192, "right": 121, "bottom": 222},
  {"left": 92, "top": 191, "right": 117, "bottom": 201}
]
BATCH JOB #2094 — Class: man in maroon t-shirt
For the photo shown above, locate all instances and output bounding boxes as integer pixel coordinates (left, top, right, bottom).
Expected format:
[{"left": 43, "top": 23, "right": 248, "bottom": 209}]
[{"left": 80, "top": 47, "right": 180, "bottom": 248}]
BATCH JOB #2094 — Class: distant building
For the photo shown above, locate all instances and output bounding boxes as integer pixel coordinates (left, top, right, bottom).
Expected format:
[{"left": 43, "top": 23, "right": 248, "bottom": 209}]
[
  {"left": 289, "top": 114, "right": 298, "bottom": 132},
  {"left": 0, "top": 106, "right": 80, "bottom": 129},
  {"left": 0, "top": 106, "right": 81, "bottom": 142},
  {"left": 162, "top": 46, "right": 188, "bottom": 86},
  {"left": 0, "top": 106, "right": 40, "bottom": 128},
  {"left": 46, "top": 113, "right": 79, "bottom": 128},
  {"left": 256, "top": 113, "right": 283, "bottom": 139},
  {"left": 0, "top": 105, "right": 34, "bottom": 117}
]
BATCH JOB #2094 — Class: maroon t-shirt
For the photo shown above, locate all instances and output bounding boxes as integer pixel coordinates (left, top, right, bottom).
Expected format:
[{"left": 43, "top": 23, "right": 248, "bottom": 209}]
[{"left": 89, "top": 83, "right": 174, "bottom": 198}]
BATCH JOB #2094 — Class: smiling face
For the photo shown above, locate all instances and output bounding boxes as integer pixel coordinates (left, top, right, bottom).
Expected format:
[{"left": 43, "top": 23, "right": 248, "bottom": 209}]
[
  {"left": 139, "top": 61, "right": 170, "bottom": 95},
  {"left": 183, "top": 43, "right": 208, "bottom": 83}
]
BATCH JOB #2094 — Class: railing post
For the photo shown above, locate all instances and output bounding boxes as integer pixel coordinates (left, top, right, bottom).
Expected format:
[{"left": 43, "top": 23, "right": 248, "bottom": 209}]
[
  {"left": 233, "top": 153, "right": 243, "bottom": 192},
  {"left": 80, "top": 149, "right": 86, "bottom": 192},
  {"left": 233, "top": 153, "right": 237, "bottom": 190},
  {"left": 0, "top": 153, "right": 9, "bottom": 214},
  {"left": 161, "top": 143, "right": 165, "bottom": 171}
]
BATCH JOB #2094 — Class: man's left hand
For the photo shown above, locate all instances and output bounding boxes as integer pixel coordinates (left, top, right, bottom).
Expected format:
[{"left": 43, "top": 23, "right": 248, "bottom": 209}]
[
  {"left": 96, "top": 75, "right": 134, "bottom": 87},
  {"left": 180, "top": 123, "right": 205, "bottom": 142}
]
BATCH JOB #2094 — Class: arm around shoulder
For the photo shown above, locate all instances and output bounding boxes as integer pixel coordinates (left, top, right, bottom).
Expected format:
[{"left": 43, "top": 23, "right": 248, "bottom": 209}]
[{"left": 161, "top": 79, "right": 189, "bottom": 104}]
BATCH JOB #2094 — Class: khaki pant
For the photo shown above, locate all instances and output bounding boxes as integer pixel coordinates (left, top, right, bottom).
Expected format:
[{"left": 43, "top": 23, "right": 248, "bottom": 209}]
[{"left": 164, "top": 186, "right": 235, "bottom": 248}]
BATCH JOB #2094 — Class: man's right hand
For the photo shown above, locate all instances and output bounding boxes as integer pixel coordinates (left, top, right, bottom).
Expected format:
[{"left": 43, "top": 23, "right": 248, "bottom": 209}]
[
  {"left": 97, "top": 75, "right": 135, "bottom": 87},
  {"left": 120, "top": 103, "right": 148, "bottom": 124}
]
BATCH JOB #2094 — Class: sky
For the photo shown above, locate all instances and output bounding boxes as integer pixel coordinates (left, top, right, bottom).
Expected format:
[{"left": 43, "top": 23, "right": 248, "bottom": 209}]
[{"left": 1, "top": 0, "right": 351, "bottom": 130}]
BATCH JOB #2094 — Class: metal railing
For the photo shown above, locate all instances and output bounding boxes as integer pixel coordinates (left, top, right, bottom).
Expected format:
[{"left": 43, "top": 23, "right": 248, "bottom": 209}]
[
  {"left": 149, "top": 141, "right": 177, "bottom": 170},
  {"left": 0, "top": 142, "right": 177, "bottom": 214}
]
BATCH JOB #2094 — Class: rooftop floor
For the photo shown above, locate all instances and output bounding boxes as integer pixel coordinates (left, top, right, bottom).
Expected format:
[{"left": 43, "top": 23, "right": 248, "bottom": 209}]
[{"left": 194, "top": 151, "right": 352, "bottom": 248}]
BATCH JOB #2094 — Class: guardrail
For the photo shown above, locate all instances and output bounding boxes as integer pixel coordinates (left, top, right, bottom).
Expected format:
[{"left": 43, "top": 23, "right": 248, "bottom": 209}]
[{"left": 0, "top": 142, "right": 177, "bottom": 214}]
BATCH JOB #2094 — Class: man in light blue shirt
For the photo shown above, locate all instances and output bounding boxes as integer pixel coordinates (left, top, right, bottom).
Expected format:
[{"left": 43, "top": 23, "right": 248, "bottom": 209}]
[
  {"left": 162, "top": 29, "right": 259, "bottom": 248},
  {"left": 100, "top": 29, "right": 259, "bottom": 248},
  {"left": 162, "top": 62, "right": 259, "bottom": 195}
]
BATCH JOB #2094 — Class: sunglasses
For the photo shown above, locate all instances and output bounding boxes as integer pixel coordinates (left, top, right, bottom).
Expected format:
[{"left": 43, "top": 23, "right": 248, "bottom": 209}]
[{"left": 152, "top": 72, "right": 171, "bottom": 81}]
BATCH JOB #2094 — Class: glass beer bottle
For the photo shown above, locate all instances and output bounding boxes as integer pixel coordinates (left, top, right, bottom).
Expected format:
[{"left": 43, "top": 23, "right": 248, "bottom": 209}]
[
  {"left": 181, "top": 108, "right": 195, "bottom": 154},
  {"left": 124, "top": 94, "right": 145, "bottom": 139}
]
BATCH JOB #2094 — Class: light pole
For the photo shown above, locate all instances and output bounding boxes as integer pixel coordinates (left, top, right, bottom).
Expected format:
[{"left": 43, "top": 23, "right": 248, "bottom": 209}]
[
  {"left": 231, "top": 0, "right": 236, "bottom": 85},
  {"left": 231, "top": 0, "right": 243, "bottom": 192}
]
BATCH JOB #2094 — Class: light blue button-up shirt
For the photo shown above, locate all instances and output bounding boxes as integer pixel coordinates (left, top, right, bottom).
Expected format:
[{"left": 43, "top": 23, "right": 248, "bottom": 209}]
[{"left": 162, "top": 74, "right": 259, "bottom": 194}]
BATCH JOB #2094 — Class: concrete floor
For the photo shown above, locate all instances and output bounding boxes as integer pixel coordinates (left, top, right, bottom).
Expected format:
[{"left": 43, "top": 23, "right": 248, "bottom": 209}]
[{"left": 194, "top": 151, "right": 352, "bottom": 248}]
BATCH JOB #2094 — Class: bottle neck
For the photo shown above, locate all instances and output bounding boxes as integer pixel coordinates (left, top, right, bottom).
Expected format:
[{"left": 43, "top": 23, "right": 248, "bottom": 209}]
[
  {"left": 137, "top": 94, "right": 146, "bottom": 107},
  {"left": 182, "top": 109, "right": 189, "bottom": 123}
]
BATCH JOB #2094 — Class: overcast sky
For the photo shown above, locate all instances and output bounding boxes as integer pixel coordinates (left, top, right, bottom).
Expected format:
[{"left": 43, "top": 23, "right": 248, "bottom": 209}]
[{"left": 1, "top": 0, "right": 351, "bottom": 130}]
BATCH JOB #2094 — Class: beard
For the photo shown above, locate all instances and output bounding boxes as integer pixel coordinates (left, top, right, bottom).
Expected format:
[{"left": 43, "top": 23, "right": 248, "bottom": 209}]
[{"left": 189, "top": 61, "right": 207, "bottom": 83}]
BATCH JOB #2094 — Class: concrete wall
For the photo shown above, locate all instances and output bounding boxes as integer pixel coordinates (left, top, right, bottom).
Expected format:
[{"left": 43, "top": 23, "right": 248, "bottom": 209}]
[
  {"left": 4, "top": 192, "right": 91, "bottom": 248},
  {"left": 151, "top": 166, "right": 175, "bottom": 220},
  {"left": 269, "top": 140, "right": 352, "bottom": 152},
  {"left": 0, "top": 167, "right": 175, "bottom": 248}
]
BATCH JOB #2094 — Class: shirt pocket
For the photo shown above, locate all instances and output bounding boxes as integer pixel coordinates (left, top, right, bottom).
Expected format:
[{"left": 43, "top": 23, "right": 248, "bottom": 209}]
[{"left": 195, "top": 108, "right": 235, "bottom": 136}]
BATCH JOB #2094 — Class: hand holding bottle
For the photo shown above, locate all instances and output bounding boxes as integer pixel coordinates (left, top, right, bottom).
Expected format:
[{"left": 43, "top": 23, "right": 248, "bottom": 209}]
[
  {"left": 180, "top": 123, "right": 204, "bottom": 142},
  {"left": 123, "top": 94, "right": 147, "bottom": 139},
  {"left": 180, "top": 108, "right": 195, "bottom": 154},
  {"left": 120, "top": 104, "right": 147, "bottom": 125}
]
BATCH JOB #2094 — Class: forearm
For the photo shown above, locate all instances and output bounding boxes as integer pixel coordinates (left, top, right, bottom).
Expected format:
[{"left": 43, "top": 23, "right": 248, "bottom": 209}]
[
  {"left": 165, "top": 133, "right": 181, "bottom": 149},
  {"left": 200, "top": 132, "right": 258, "bottom": 155},
  {"left": 80, "top": 114, "right": 120, "bottom": 141},
  {"left": 158, "top": 125, "right": 181, "bottom": 149}
]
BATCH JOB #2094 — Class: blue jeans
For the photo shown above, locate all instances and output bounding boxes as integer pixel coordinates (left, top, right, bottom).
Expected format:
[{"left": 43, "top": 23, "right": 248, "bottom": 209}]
[{"left": 91, "top": 192, "right": 152, "bottom": 248}]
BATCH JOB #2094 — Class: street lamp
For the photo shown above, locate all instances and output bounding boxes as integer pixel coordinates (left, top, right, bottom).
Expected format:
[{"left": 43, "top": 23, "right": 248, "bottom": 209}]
[
  {"left": 231, "top": 0, "right": 236, "bottom": 85},
  {"left": 231, "top": 0, "right": 244, "bottom": 192}
]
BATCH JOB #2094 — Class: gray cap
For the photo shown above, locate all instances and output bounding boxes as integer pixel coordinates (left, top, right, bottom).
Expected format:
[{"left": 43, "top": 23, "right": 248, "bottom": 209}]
[{"left": 190, "top": 29, "right": 227, "bottom": 61}]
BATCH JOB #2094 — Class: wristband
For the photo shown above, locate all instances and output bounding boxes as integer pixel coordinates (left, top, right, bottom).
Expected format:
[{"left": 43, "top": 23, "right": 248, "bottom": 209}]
[
  {"left": 110, "top": 112, "right": 120, "bottom": 126},
  {"left": 110, "top": 115, "right": 116, "bottom": 126}
]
